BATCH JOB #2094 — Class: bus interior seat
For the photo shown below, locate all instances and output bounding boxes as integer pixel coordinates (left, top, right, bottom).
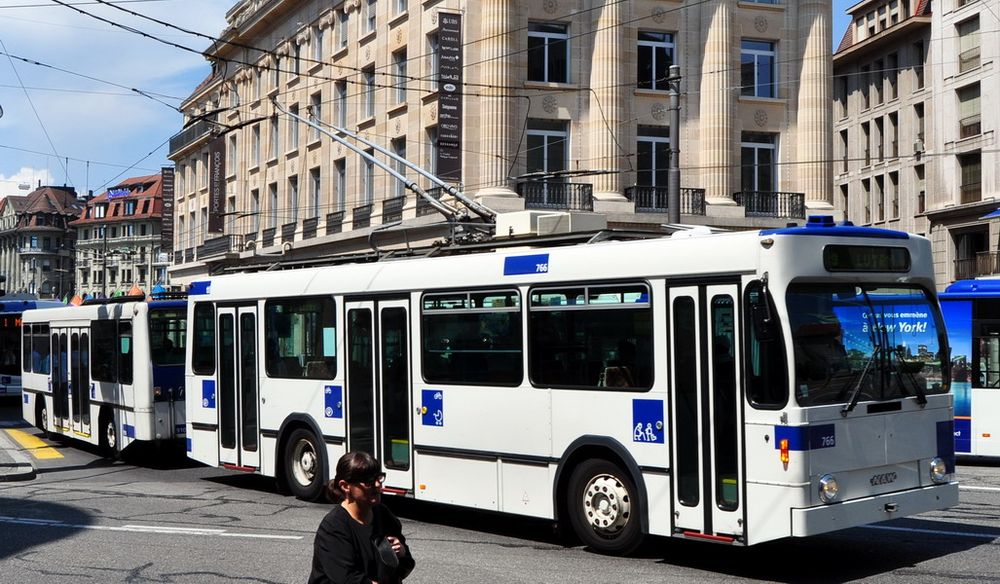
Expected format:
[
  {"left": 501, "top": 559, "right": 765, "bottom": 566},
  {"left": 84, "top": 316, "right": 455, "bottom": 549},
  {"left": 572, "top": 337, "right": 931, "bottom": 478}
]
[{"left": 276, "top": 356, "right": 302, "bottom": 377}]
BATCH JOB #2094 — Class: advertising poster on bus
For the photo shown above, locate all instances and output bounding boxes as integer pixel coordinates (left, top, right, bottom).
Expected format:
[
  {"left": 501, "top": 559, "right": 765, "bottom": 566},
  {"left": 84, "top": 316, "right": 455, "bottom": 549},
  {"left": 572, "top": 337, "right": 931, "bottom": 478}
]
[{"left": 940, "top": 300, "right": 973, "bottom": 453}]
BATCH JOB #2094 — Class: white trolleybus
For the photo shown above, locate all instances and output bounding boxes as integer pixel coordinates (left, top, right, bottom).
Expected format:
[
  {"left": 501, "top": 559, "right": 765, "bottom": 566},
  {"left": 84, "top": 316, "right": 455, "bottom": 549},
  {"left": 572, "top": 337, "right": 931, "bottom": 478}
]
[
  {"left": 22, "top": 296, "right": 187, "bottom": 454},
  {"left": 939, "top": 279, "right": 1000, "bottom": 458},
  {"left": 184, "top": 215, "right": 957, "bottom": 553},
  {"left": 0, "top": 298, "right": 64, "bottom": 398}
]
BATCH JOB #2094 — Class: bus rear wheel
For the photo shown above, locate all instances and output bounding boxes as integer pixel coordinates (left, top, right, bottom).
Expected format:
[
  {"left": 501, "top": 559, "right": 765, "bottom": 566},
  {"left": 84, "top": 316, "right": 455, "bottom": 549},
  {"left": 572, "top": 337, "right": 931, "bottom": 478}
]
[
  {"left": 35, "top": 399, "right": 48, "bottom": 436},
  {"left": 566, "top": 459, "right": 644, "bottom": 555},
  {"left": 283, "top": 428, "right": 325, "bottom": 501},
  {"left": 98, "top": 409, "right": 117, "bottom": 457}
]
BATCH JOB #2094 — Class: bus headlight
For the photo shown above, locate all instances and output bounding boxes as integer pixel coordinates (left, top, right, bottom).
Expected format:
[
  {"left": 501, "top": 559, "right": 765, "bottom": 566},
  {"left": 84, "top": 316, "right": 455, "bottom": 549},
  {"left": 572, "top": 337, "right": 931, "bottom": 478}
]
[
  {"left": 819, "top": 474, "right": 839, "bottom": 504},
  {"left": 929, "top": 457, "right": 948, "bottom": 483}
]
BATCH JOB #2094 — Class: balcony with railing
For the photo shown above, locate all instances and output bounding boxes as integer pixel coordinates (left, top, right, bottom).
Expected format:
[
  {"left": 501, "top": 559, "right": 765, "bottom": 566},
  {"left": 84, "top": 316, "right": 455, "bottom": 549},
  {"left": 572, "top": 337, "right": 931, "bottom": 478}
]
[
  {"left": 168, "top": 118, "right": 214, "bottom": 157},
  {"left": 623, "top": 186, "right": 706, "bottom": 215},
  {"left": 196, "top": 234, "right": 243, "bottom": 259},
  {"left": 960, "top": 181, "right": 981, "bottom": 204},
  {"left": 955, "top": 252, "right": 1000, "bottom": 280},
  {"left": 302, "top": 217, "right": 318, "bottom": 240},
  {"left": 353, "top": 204, "right": 373, "bottom": 229},
  {"left": 382, "top": 196, "right": 405, "bottom": 223},
  {"left": 281, "top": 222, "right": 296, "bottom": 243},
  {"left": 261, "top": 227, "right": 276, "bottom": 248},
  {"left": 416, "top": 187, "right": 443, "bottom": 217},
  {"left": 516, "top": 181, "right": 594, "bottom": 211},
  {"left": 326, "top": 211, "right": 345, "bottom": 234},
  {"left": 733, "top": 191, "right": 806, "bottom": 219}
]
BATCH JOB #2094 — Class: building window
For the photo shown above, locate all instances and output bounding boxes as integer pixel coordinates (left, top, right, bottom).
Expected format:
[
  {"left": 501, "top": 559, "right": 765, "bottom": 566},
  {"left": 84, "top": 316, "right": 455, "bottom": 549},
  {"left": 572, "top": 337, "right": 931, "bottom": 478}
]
[
  {"left": 874, "top": 117, "right": 884, "bottom": 161},
  {"left": 839, "top": 129, "right": 849, "bottom": 172},
  {"left": 836, "top": 75, "right": 848, "bottom": 118},
  {"left": 740, "top": 132, "right": 777, "bottom": 192},
  {"left": 337, "top": 8, "right": 349, "bottom": 50},
  {"left": 959, "top": 151, "right": 982, "bottom": 204},
  {"left": 269, "top": 116, "right": 279, "bottom": 160},
  {"left": 426, "top": 126, "right": 438, "bottom": 178},
  {"left": 363, "top": 68, "right": 375, "bottom": 119},
  {"left": 526, "top": 120, "right": 569, "bottom": 177},
  {"left": 124, "top": 200, "right": 137, "bottom": 215},
  {"left": 364, "top": 0, "right": 376, "bottom": 34},
  {"left": 268, "top": 183, "right": 278, "bottom": 229},
  {"left": 250, "top": 189, "right": 260, "bottom": 233},
  {"left": 636, "top": 125, "right": 670, "bottom": 187},
  {"left": 740, "top": 40, "right": 776, "bottom": 98},
  {"left": 914, "top": 102, "right": 925, "bottom": 144},
  {"left": 860, "top": 65, "right": 871, "bottom": 109},
  {"left": 336, "top": 81, "right": 348, "bottom": 127},
  {"left": 292, "top": 42, "right": 301, "bottom": 76},
  {"left": 527, "top": 22, "right": 569, "bottom": 83},
  {"left": 393, "top": 49, "right": 407, "bottom": 105},
  {"left": 887, "top": 53, "right": 898, "bottom": 100},
  {"left": 875, "top": 175, "right": 885, "bottom": 221},
  {"left": 915, "top": 164, "right": 925, "bottom": 214},
  {"left": 309, "top": 167, "right": 321, "bottom": 219},
  {"left": 288, "top": 104, "right": 299, "bottom": 150},
  {"left": 958, "top": 16, "right": 981, "bottom": 73},
  {"left": 227, "top": 134, "right": 237, "bottom": 173},
  {"left": 251, "top": 124, "right": 261, "bottom": 167},
  {"left": 287, "top": 175, "right": 299, "bottom": 223},
  {"left": 861, "top": 121, "right": 871, "bottom": 165},
  {"left": 958, "top": 82, "right": 981, "bottom": 139},
  {"left": 426, "top": 32, "right": 439, "bottom": 92},
  {"left": 889, "top": 171, "right": 899, "bottom": 219},
  {"left": 201, "top": 153, "right": 209, "bottom": 188},
  {"left": 391, "top": 138, "right": 406, "bottom": 198},
  {"left": 861, "top": 179, "right": 871, "bottom": 223},
  {"left": 873, "top": 59, "right": 884, "bottom": 105},
  {"left": 313, "top": 26, "right": 324, "bottom": 62},
  {"left": 310, "top": 92, "right": 322, "bottom": 142},
  {"left": 254, "top": 68, "right": 261, "bottom": 101},
  {"left": 888, "top": 112, "right": 898, "bottom": 158},
  {"left": 914, "top": 41, "right": 924, "bottom": 89},
  {"left": 637, "top": 31, "right": 674, "bottom": 91},
  {"left": 271, "top": 57, "right": 280, "bottom": 89},
  {"left": 335, "top": 158, "right": 347, "bottom": 211},
  {"left": 395, "top": 0, "right": 407, "bottom": 15},
  {"left": 363, "top": 152, "right": 375, "bottom": 205},
  {"left": 840, "top": 183, "right": 849, "bottom": 218}
]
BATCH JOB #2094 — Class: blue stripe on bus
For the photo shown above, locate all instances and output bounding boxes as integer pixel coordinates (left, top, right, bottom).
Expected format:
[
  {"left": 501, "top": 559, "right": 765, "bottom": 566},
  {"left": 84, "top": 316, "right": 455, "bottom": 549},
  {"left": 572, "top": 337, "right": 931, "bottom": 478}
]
[
  {"left": 503, "top": 254, "right": 549, "bottom": 276},
  {"left": 202, "top": 380, "right": 216, "bottom": 409},
  {"left": 324, "top": 385, "right": 343, "bottom": 418},
  {"left": 188, "top": 281, "right": 212, "bottom": 295},
  {"left": 774, "top": 424, "right": 836, "bottom": 451},
  {"left": 23, "top": 394, "right": 29, "bottom": 404},
  {"left": 938, "top": 420, "right": 957, "bottom": 472},
  {"left": 186, "top": 438, "right": 192, "bottom": 452},
  {"left": 760, "top": 216, "right": 909, "bottom": 239},
  {"left": 954, "top": 418, "right": 971, "bottom": 454},
  {"left": 124, "top": 424, "right": 135, "bottom": 438}
]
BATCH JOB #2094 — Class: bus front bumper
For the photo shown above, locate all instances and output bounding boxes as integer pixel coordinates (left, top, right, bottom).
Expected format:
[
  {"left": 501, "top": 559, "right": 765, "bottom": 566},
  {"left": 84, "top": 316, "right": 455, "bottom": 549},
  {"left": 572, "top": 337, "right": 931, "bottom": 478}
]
[{"left": 791, "top": 482, "right": 959, "bottom": 537}]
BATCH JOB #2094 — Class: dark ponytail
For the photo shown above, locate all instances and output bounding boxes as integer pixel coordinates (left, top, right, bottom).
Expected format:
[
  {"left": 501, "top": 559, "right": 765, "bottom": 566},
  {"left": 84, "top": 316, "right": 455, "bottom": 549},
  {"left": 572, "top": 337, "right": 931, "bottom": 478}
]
[{"left": 326, "top": 451, "right": 381, "bottom": 503}]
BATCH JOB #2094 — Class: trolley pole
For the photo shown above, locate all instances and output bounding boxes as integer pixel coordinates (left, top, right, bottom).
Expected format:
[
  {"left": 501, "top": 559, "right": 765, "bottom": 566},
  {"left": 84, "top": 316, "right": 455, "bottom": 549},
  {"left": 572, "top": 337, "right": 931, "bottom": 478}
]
[{"left": 667, "top": 65, "right": 682, "bottom": 225}]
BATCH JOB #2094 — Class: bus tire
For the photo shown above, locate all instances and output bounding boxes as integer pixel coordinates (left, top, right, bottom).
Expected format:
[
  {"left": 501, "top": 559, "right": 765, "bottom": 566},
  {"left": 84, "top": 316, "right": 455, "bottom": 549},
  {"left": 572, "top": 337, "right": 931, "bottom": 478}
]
[
  {"left": 35, "top": 398, "right": 48, "bottom": 436},
  {"left": 98, "top": 409, "right": 117, "bottom": 457},
  {"left": 566, "top": 458, "right": 644, "bottom": 555},
  {"left": 283, "top": 427, "right": 325, "bottom": 501}
]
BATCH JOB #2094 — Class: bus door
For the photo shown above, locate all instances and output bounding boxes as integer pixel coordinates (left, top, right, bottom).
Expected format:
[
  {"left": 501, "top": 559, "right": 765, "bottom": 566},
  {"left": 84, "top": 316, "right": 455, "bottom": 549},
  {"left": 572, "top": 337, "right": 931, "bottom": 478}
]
[
  {"left": 217, "top": 305, "right": 260, "bottom": 470},
  {"left": 51, "top": 330, "right": 70, "bottom": 431},
  {"left": 344, "top": 298, "right": 413, "bottom": 492},
  {"left": 69, "top": 329, "right": 91, "bottom": 436},
  {"left": 669, "top": 284, "right": 744, "bottom": 539}
]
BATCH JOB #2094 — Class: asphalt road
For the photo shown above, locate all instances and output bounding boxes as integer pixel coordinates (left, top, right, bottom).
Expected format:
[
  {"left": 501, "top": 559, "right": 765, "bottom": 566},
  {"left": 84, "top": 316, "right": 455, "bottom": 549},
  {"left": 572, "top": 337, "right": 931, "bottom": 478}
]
[{"left": 2, "top": 397, "right": 1000, "bottom": 583}]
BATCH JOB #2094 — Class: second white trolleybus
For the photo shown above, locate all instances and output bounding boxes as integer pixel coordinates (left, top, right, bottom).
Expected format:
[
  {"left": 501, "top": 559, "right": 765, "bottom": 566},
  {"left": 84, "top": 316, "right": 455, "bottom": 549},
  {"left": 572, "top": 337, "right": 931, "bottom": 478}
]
[{"left": 184, "top": 216, "right": 958, "bottom": 553}]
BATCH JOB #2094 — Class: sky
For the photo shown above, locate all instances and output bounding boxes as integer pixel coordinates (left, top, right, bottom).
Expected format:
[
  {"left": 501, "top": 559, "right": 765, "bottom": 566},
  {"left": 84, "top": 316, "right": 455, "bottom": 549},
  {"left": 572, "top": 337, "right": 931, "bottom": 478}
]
[
  {"left": 0, "top": 0, "right": 230, "bottom": 198},
  {"left": 0, "top": 1, "right": 855, "bottom": 200}
]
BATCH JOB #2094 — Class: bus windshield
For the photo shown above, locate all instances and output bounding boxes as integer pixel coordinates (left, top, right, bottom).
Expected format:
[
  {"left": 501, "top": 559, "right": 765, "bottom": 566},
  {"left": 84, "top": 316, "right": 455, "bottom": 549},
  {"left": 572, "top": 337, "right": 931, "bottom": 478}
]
[
  {"left": 787, "top": 284, "right": 949, "bottom": 407},
  {"left": 149, "top": 308, "right": 187, "bottom": 366}
]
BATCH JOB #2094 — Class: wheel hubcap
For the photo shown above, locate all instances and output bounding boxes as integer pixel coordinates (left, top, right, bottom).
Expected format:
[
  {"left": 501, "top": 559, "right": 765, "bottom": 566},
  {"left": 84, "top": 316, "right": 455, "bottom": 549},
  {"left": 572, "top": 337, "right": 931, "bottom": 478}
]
[
  {"left": 106, "top": 422, "right": 116, "bottom": 449},
  {"left": 292, "top": 440, "right": 317, "bottom": 486},
  {"left": 582, "top": 474, "right": 632, "bottom": 537},
  {"left": 40, "top": 407, "right": 47, "bottom": 432}
]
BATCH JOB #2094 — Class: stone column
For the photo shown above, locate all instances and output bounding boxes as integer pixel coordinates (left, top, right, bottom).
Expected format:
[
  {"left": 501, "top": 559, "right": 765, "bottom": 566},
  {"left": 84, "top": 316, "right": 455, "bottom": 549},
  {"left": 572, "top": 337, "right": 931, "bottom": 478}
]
[
  {"left": 798, "top": 1, "right": 834, "bottom": 209},
  {"left": 700, "top": 0, "right": 736, "bottom": 205},
  {"left": 590, "top": 1, "right": 626, "bottom": 202},
  {"left": 474, "top": 0, "right": 520, "bottom": 203}
]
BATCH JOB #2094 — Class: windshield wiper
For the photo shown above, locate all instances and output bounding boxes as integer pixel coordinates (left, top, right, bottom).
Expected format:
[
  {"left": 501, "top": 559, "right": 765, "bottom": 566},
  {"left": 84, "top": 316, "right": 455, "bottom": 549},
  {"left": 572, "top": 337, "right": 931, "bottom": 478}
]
[
  {"left": 887, "top": 346, "right": 928, "bottom": 407},
  {"left": 842, "top": 345, "right": 880, "bottom": 416}
]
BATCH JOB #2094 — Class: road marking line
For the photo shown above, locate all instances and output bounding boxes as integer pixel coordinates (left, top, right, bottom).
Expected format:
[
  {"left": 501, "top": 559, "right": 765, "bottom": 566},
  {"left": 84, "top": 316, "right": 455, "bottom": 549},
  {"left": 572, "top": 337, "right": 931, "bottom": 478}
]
[
  {"left": 960, "top": 485, "right": 1000, "bottom": 493},
  {"left": 0, "top": 516, "right": 302, "bottom": 540},
  {"left": 863, "top": 524, "right": 999, "bottom": 540},
  {"left": 3, "top": 429, "right": 63, "bottom": 459}
]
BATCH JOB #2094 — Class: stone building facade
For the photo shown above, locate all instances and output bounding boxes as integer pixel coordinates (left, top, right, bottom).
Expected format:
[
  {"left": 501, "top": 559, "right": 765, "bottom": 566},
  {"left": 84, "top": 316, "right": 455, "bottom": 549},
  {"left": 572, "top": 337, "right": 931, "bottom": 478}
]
[
  {"left": 168, "top": 0, "right": 833, "bottom": 284},
  {"left": 834, "top": 0, "right": 999, "bottom": 288},
  {"left": 12, "top": 186, "right": 81, "bottom": 298},
  {"left": 69, "top": 174, "right": 171, "bottom": 298},
  {"left": 0, "top": 195, "right": 30, "bottom": 295}
]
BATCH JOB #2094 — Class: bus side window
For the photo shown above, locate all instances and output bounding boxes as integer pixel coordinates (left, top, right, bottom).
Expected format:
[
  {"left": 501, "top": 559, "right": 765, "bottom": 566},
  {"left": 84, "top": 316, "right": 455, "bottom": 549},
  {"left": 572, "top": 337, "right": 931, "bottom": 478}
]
[
  {"left": 745, "top": 281, "right": 788, "bottom": 408},
  {"left": 192, "top": 303, "right": 216, "bottom": 375}
]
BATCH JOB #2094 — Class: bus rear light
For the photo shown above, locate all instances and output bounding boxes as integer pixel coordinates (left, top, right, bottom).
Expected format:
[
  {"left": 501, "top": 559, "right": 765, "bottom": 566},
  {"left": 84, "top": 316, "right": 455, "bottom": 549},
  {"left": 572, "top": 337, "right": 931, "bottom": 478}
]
[
  {"left": 983, "top": 433, "right": 991, "bottom": 438},
  {"left": 153, "top": 386, "right": 162, "bottom": 398},
  {"left": 780, "top": 438, "right": 789, "bottom": 468}
]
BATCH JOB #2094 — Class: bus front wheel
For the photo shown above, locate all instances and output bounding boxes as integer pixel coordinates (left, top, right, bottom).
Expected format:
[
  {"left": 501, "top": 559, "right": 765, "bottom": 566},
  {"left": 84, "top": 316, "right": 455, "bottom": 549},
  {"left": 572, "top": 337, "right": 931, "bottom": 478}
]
[
  {"left": 566, "top": 458, "right": 644, "bottom": 555},
  {"left": 283, "top": 428, "right": 325, "bottom": 501}
]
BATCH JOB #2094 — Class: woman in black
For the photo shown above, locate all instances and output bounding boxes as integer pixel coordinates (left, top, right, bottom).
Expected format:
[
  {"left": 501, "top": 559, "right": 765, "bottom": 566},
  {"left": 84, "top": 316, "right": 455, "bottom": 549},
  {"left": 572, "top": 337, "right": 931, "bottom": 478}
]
[{"left": 309, "top": 451, "right": 415, "bottom": 584}]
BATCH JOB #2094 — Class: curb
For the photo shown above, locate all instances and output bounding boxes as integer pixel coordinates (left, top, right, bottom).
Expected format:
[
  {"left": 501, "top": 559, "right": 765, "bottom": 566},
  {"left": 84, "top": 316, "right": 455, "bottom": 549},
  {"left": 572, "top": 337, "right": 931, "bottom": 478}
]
[{"left": 0, "top": 428, "right": 36, "bottom": 482}]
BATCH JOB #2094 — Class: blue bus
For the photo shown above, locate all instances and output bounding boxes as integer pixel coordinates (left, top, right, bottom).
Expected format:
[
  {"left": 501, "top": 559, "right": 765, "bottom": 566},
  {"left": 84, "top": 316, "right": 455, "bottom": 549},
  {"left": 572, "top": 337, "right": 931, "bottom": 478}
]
[{"left": 0, "top": 298, "right": 64, "bottom": 397}]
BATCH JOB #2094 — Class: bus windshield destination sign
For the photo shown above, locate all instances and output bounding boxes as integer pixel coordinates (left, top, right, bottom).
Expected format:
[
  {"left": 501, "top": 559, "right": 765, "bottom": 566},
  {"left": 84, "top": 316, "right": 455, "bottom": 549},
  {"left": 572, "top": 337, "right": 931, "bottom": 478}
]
[{"left": 823, "top": 245, "right": 910, "bottom": 272}]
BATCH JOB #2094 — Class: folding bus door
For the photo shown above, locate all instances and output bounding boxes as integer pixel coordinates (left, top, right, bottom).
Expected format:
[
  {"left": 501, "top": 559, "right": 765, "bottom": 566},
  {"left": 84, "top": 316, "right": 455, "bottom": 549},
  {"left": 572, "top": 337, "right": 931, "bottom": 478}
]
[
  {"left": 217, "top": 305, "right": 261, "bottom": 470},
  {"left": 344, "top": 298, "right": 414, "bottom": 493},
  {"left": 70, "top": 329, "right": 91, "bottom": 437},
  {"left": 51, "top": 330, "right": 70, "bottom": 431},
  {"left": 669, "top": 284, "right": 744, "bottom": 540}
]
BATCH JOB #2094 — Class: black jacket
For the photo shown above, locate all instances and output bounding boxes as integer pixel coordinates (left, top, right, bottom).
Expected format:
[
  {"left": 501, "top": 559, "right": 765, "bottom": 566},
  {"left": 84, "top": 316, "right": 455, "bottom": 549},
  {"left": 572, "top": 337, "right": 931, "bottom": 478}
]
[{"left": 308, "top": 504, "right": 415, "bottom": 584}]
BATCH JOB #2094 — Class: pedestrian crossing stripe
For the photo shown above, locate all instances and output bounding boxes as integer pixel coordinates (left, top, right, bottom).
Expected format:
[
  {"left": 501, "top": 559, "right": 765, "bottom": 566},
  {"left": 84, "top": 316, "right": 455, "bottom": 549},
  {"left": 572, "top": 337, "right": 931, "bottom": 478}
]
[{"left": 3, "top": 429, "right": 63, "bottom": 459}]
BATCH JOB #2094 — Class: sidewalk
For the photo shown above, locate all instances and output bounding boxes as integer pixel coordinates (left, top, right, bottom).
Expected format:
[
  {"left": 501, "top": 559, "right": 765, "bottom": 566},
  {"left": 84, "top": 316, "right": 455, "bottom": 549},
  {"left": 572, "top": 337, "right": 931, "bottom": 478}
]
[{"left": 0, "top": 427, "right": 35, "bottom": 481}]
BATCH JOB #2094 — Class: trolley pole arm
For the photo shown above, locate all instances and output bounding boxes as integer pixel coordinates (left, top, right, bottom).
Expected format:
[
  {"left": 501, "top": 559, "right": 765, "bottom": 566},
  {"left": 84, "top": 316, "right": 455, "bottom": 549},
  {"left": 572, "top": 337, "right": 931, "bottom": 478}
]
[
  {"left": 318, "top": 118, "right": 495, "bottom": 222},
  {"left": 272, "top": 99, "right": 462, "bottom": 221}
]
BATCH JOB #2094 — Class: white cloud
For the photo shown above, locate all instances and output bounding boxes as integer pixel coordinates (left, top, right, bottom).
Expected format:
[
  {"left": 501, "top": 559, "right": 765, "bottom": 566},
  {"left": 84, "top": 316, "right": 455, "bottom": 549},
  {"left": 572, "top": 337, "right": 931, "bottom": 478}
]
[{"left": 0, "top": 166, "right": 57, "bottom": 194}]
